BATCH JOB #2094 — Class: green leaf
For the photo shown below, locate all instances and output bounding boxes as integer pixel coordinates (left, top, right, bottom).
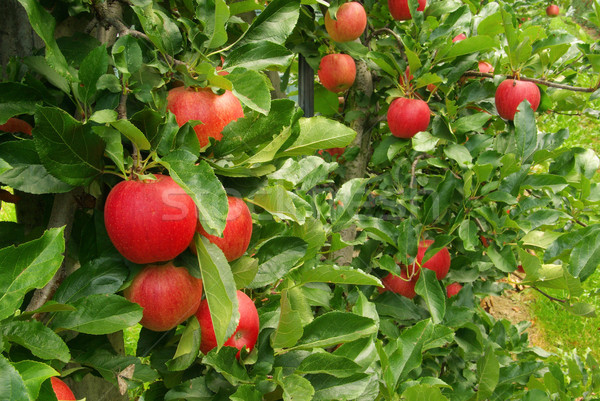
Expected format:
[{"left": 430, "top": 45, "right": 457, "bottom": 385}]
[
  {"left": 453, "top": 113, "right": 493, "bottom": 135},
  {"left": 331, "top": 178, "right": 367, "bottom": 232},
  {"left": 110, "top": 119, "right": 151, "bottom": 151},
  {"left": 12, "top": 361, "right": 58, "bottom": 401},
  {"left": 0, "top": 227, "right": 65, "bottom": 321},
  {"left": 249, "top": 236, "right": 307, "bottom": 288},
  {"left": 0, "top": 83, "right": 42, "bottom": 124},
  {"left": 200, "top": 0, "right": 230, "bottom": 49},
  {"left": 514, "top": 101, "right": 538, "bottom": 162},
  {"left": 487, "top": 244, "right": 518, "bottom": 273},
  {"left": 33, "top": 106, "right": 104, "bottom": 186},
  {"left": 281, "top": 373, "right": 315, "bottom": 401},
  {"left": 164, "top": 377, "right": 214, "bottom": 400},
  {"left": 161, "top": 150, "right": 228, "bottom": 236},
  {"left": 569, "top": 230, "right": 600, "bottom": 280},
  {"left": 355, "top": 215, "right": 398, "bottom": 247},
  {"left": 414, "top": 270, "right": 446, "bottom": 324},
  {"left": 194, "top": 235, "right": 239, "bottom": 348},
  {"left": 24, "top": 56, "right": 70, "bottom": 94},
  {"left": 444, "top": 144, "right": 472, "bottom": 168},
  {"left": 291, "top": 312, "right": 377, "bottom": 350},
  {"left": 1, "top": 320, "right": 70, "bottom": 362},
  {"left": 310, "top": 373, "right": 373, "bottom": 401},
  {"left": 297, "top": 353, "right": 363, "bottom": 378},
  {"left": 0, "top": 140, "right": 73, "bottom": 194},
  {"left": 476, "top": 344, "right": 500, "bottom": 400},
  {"left": 422, "top": 171, "right": 458, "bottom": 224},
  {"left": 386, "top": 320, "right": 434, "bottom": 388},
  {"left": 0, "top": 355, "right": 28, "bottom": 401},
  {"left": 281, "top": 117, "right": 356, "bottom": 157},
  {"left": 271, "top": 288, "right": 304, "bottom": 349},
  {"left": 132, "top": 6, "right": 183, "bottom": 55},
  {"left": 167, "top": 318, "right": 201, "bottom": 371},
  {"left": 77, "top": 45, "right": 109, "bottom": 105},
  {"left": 402, "top": 384, "right": 449, "bottom": 401},
  {"left": 297, "top": 264, "right": 382, "bottom": 286},
  {"left": 112, "top": 35, "right": 143, "bottom": 77},
  {"left": 230, "top": 385, "right": 262, "bottom": 401},
  {"left": 93, "top": 126, "right": 126, "bottom": 175},
  {"left": 249, "top": 185, "right": 305, "bottom": 224},
  {"left": 442, "top": 36, "right": 499, "bottom": 60},
  {"left": 228, "top": 68, "right": 271, "bottom": 115},
  {"left": 17, "top": 0, "right": 71, "bottom": 80},
  {"left": 89, "top": 109, "right": 118, "bottom": 124},
  {"left": 458, "top": 219, "right": 479, "bottom": 252},
  {"left": 202, "top": 347, "right": 250, "bottom": 384},
  {"left": 225, "top": 42, "right": 294, "bottom": 71},
  {"left": 236, "top": 0, "right": 300, "bottom": 46},
  {"left": 51, "top": 294, "right": 143, "bottom": 334},
  {"left": 523, "top": 174, "right": 568, "bottom": 192},
  {"left": 230, "top": 256, "right": 258, "bottom": 290},
  {"left": 268, "top": 156, "right": 337, "bottom": 191},
  {"left": 53, "top": 257, "right": 129, "bottom": 304}
]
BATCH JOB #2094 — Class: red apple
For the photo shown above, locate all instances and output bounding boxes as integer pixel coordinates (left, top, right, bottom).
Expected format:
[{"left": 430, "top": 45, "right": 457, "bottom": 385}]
[
  {"left": 413, "top": 239, "right": 451, "bottom": 280},
  {"left": 324, "top": 2, "right": 367, "bottom": 42},
  {"left": 193, "top": 196, "right": 253, "bottom": 262},
  {"left": 494, "top": 79, "right": 540, "bottom": 120},
  {"left": 50, "top": 377, "right": 76, "bottom": 401},
  {"left": 104, "top": 174, "right": 198, "bottom": 264},
  {"left": 318, "top": 54, "right": 356, "bottom": 93},
  {"left": 0, "top": 117, "right": 32, "bottom": 135},
  {"left": 380, "top": 270, "right": 418, "bottom": 299},
  {"left": 389, "top": 0, "right": 427, "bottom": 21},
  {"left": 478, "top": 61, "right": 494, "bottom": 74},
  {"left": 546, "top": 4, "right": 559, "bottom": 16},
  {"left": 452, "top": 33, "right": 467, "bottom": 42},
  {"left": 124, "top": 262, "right": 203, "bottom": 332},
  {"left": 446, "top": 282, "right": 463, "bottom": 298},
  {"left": 318, "top": 147, "right": 345, "bottom": 160},
  {"left": 196, "top": 290, "right": 259, "bottom": 358},
  {"left": 387, "top": 97, "right": 431, "bottom": 139},
  {"left": 167, "top": 86, "right": 244, "bottom": 148},
  {"left": 516, "top": 264, "right": 525, "bottom": 274}
]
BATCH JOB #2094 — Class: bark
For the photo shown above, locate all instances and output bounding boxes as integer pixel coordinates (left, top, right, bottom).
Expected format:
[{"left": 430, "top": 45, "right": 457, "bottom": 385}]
[
  {"left": 333, "top": 59, "right": 374, "bottom": 265},
  {"left": 0, "top": 0, "right": 43, "bottom": 70}
]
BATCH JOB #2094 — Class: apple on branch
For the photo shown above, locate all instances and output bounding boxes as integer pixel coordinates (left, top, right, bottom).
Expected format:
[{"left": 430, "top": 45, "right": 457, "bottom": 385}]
[
  {"left": 494, "top": 79, "right": 540, "bottom": 120},
  {"left": 124, "top": 262, "right": 203, "bottom": 332},
  {"left": 104, "top": 174, "right": 198, "bottom": 264},
  {"left": 192, "top": 196, "right": 253, "bottom": 262},
  {"left": 389, "top": 0, "right": 427, "bottom": 21},
  {"left": 167, "top": 86, "right": 243, "bottom": 148},
  {"left": 196, "top": 290, "right": 259, "bottom": 358},
  {"left": 324, "top": 2, "right": 367, "bottom": 43},
  {"left": 318, "top": 53, "right": 356, "bottom": 93},
  {"left": 387, "top": 97, "right": 431, "bottom": 139},
  {"left": 446, "top": 282, "right": 463, "bottom": 298}
]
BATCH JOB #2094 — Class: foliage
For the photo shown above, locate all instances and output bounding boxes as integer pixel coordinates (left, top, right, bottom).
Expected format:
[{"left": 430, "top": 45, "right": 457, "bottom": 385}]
[{"left": 1, "top": 0, "right": 600, "bottom": 400}]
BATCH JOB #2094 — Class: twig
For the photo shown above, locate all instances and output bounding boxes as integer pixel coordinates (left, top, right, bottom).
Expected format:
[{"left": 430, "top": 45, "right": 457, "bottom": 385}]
[
  {"left": 531, "top": 286, "right": 567, "bottom": 303},
  {"left": 369, "top": 28, "right": 406, "bottom": 61},
  {"left": 462, "top": 71, "right": 600, "bottom": 93},
  {"left": 25, "top": 189, "right": 83, "bottom": 315},
  {"left": 409, "top": 154, "right": 431, "bottom": 190}
]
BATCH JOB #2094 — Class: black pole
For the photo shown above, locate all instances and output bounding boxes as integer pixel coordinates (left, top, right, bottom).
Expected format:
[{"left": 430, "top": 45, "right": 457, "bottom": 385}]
[{"left": 298, "top": 54, "right": 314, "bottom": 118}]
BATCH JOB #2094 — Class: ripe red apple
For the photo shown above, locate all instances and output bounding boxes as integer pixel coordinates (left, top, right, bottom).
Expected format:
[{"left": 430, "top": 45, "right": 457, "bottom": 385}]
[
  {"left": 446, "top": 282, "right": 463, "bottom": 298},
  {"left": 324, "top": 2, "right": 367, "bottom": 42},
  {"left": 0, "top": 117, "right": 32, "bottom": 135},
  {"left": 124, "top": 262, "right": 203, "bottom": 332},
  {"left": 478, "top": 61, "right": 494, "bottom": 74},
  {"left": 318, "top": 147, "right": 345, "bottom": 160},
  {"left": 104, "top": 174, "right": 198, "bottom": 264},
  {"left": 50, "top": 377, "right": 76, "bottom": 401},
  {"left": 452, "top": 33, "right": 467, "bottom": 42},
  {"left": 494, "top": 79, "right": 540, "bottom": 120},
  {"left": 389, "top": 0, "right": 426, "bottom": 21},
  {"left": 387, "top": 97, "right": 431, "bottom": 139},
  {"left": 546, "top": 4, "right": 559, "bottom": 16},
  {"left": 380, "top": 270, "right": 418, "bottom": 299},
  {"left": 193, "top": 196, "right": 253, "bottom": 262},
  {"left": 318, "top": 54, "right": 356, "bottom": 93},
  {"left": 196, "top": 290, "right": 259, "bottom": 358},
  {"left": 167, "top": 86, "right": 244, "bottom": 148},
  {"left": 413, "top": 239, "right": 451, "bottom": 280}
]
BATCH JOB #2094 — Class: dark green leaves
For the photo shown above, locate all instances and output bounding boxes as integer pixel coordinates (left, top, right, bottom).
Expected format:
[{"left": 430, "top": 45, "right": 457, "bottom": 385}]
[
  {"left": 249, "top": 237, "right": 307, "bottom": 288},
  {"left": 236, "top": 0, "right": 300, "bottom": 46},
  {"left": 33, "top": 106, "right": 104, "bottom": 186},
  {"left": 1, "top": 320, "right": 70, "bottom": 362},
  {"left": 280, "top": 117, "right": 357, "bottom": 157},
  {"left": 414, "top": 270, "right": 446, "bottom": 324},
  {"left": 291, "top": 312, "right": 378, "bottom": 350},
  {"left": 0, "top": 227, "right": 65, "bottom": 320}
]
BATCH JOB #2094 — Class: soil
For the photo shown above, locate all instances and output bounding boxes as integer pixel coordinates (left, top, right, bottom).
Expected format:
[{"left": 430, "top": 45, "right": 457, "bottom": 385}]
[{"left": 480, "top": 276, "right": 549, "bottom": 350}]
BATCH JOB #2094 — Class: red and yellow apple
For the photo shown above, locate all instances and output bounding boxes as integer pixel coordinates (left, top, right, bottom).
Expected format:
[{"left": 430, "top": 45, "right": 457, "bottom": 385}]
[
  {"left": 167, "top": 86, "right": 244, "bottom": 148},
  {"left": 380, "top": 269, "right": 418, "bottom": 299},
  {"left": 193, "top": 196, "right": 253, "bottom": 262},
  {"left": 387, "top": 97, "right": 431, "bottom": 139},
  {"left": 104, "top": 174, "right": 198, "bottom": 264},
  {"left": 124, "top": 262, "right": 203, "bottom": 332},
  {"left": 50, "top": 377, "right": 76, "bottom": 401},
  {"left": 494, "top": 79, "right": 540, "bottom": 120},
  {"left": 324, "top": 2, "right": 367, "bottom": 42},
  {"left": 196, "top": 290, "right": 259, "bottom": 358},
  {"left": 318, "top": 54, "right": 356, "bottom": 93}
]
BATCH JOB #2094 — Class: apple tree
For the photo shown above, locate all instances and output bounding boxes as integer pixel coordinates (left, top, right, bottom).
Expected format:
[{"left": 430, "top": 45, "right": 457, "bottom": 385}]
[{"left": 1, "top": 0, "right": 600, "bottom": 400}]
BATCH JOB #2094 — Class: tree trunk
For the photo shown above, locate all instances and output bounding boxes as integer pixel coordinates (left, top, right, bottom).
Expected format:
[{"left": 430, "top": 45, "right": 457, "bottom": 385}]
[{"left": 0, "top": 0, "right": 42, "bottom": 70}]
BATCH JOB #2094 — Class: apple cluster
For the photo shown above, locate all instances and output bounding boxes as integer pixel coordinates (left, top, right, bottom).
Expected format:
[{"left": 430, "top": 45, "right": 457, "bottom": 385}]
[{"left": 380, "top": 240, "right": 462, "bottom": 299}]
